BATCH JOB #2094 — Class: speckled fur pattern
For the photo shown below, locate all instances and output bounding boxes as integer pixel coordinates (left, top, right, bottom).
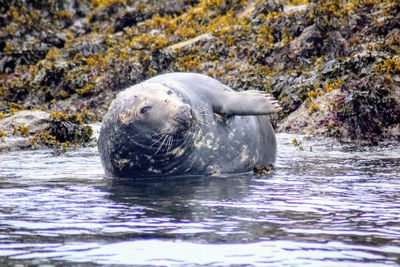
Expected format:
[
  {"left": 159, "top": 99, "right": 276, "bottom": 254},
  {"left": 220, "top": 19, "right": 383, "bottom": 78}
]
[{"left": 98, "top": 73, "right": 277, "bottom": 178}]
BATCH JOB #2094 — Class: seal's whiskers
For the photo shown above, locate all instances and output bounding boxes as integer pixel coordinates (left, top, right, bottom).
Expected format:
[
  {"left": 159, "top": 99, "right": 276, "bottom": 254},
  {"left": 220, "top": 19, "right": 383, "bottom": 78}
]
[
  {"left": 150, "top": 133, "right": 166, "bottom": 148},
  {"left": 166, "top": 136, "right": 173, "bottom": 153},
  {"left": 195, "top": 119, "right": 210, "bottom": 128},
  {"left": 195, "top": 108, "right": 212, "bottom": 119},
  {"left": 193, "top": 107, "right": 212, "bottom": 129},
  {"left": 154, "top": 134, "right": 169, "bottom": 155},
  {"left": 176, "top": 131, "right": 192, "bottom": 151}
]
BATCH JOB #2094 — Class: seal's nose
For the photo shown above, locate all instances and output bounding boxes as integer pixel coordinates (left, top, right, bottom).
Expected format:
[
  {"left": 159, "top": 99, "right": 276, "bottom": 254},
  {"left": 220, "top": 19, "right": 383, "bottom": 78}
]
[
  {"left": 190, "top": 108, "right": 197, "bottom": 121},
  {"left": 175, "top": 105, "right": 193, "bottom": 129}
]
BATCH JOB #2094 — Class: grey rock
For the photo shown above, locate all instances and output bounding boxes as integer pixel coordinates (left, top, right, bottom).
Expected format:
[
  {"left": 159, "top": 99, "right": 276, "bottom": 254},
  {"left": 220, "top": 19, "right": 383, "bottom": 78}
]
[
  {"left": 0, "top": 110, "right": 50, "bottom": 133},
  {"left": 289, "top": 24, "right": 322, "bottom": 58},
  {"left": 0, "top": 110, "right": 51, "bottom": 152}
]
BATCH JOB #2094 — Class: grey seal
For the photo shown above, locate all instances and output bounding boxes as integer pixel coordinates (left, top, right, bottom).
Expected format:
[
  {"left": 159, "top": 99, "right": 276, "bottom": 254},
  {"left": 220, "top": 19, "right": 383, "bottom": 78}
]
[{"left": 98, "top": 72, "right": 281, "bottom": 178}]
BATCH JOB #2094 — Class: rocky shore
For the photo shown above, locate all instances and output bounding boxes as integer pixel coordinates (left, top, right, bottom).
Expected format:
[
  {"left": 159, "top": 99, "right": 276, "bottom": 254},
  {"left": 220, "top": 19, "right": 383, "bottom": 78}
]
[{"left": 0, "top": 0, "right": 399, "bottom": 151}]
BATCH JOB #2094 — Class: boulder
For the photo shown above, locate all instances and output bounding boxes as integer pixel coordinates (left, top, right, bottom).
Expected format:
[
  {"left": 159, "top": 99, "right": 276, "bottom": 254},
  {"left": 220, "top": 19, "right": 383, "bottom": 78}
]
[{"left": 0, "top": 110, "right": 50, "bottom": 151}]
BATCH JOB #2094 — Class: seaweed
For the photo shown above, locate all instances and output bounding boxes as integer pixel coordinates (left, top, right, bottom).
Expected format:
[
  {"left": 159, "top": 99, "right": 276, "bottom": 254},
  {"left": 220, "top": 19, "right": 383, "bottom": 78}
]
[
  {"left": 0, "top": 0, "right": 399, "bottom": 147},
  {"left": 29, "top": 111, "right": 93, "bottom": 149}
]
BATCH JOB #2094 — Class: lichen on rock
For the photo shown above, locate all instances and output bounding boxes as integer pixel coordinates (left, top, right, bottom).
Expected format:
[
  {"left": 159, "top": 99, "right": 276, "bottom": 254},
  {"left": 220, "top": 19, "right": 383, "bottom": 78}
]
[
  {"left": 0, "top": 110, "right": 93, "bottom": 151},
  {"left": 0, "top": 0, "right": 399, "bottom": 149}
]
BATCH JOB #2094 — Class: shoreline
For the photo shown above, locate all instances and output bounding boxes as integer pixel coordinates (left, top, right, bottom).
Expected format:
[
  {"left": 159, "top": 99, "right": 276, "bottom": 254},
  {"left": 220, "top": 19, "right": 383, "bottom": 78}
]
[{"left": 0, "top": 0, "right": 399, "bottom": 150}]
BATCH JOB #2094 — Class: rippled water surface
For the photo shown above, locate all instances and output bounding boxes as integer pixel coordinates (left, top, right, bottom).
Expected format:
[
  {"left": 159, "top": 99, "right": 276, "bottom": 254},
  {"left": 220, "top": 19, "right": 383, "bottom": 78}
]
[{"left": 1, "top": 134, "right": 399, "bottom": 266}]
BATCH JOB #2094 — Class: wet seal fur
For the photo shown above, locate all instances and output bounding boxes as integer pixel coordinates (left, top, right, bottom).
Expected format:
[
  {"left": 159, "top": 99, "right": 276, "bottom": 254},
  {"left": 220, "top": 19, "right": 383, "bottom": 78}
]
[{"left": 98, "top": 73, "right": 281, "bottom": 178}]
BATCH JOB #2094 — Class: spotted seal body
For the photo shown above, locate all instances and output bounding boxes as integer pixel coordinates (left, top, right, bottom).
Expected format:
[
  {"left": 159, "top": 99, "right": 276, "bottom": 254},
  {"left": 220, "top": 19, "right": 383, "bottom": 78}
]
[{"left": 98, "top": 73, "right": 281, "bottom": 178}]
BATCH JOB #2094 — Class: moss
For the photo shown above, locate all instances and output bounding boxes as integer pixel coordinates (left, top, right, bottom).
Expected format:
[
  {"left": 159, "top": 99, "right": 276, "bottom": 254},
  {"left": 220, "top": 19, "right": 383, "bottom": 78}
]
[
  {"left": 30, "top": 111, "right": 93, "bottom": 149},
  {"left": 57, "top": 10, "right": 74, "bottom": 19},
  {"left": 375, "top": 56, "right": 400, "bottom": 76},
  {"left": 323, "top": 79, "right": 343, "bottom": 92},
  {"left": 92, "top": 0, "right": 127, "bottom": 9},
  {"left": 289, "top": 0, "right": 308, "bottom": 5},
  {"left": 76, "top": 83, "right": 96, "bottom": 96},
  {"left": 1, "top": 0, "right": 399, "bottom": 145},
  {"left": 309, "top": 101, "right": 319, "bottom": 112},
  {"left": 12, "top": 125, "right": 29, "bottom": 137},
  {"left": 19, "top": 125, "right": 30, "bottom": 137},
  {"left": 29, "top": 130, "right": 60, "bottom": 149},
  {"left": 307, "top": 90, "right": 320, "bottom": 98},
  {"left": 3, "top": 42, "right": 13, "bottom": 53},
  {"left": 8, "top": 103, "right": 23, "bottom": 114},
  {"left": 45, "top": 47, "right": 61, "bottom": 59},
  {"left": 50, "top": 111, "right": 69, "bottom": 121}
]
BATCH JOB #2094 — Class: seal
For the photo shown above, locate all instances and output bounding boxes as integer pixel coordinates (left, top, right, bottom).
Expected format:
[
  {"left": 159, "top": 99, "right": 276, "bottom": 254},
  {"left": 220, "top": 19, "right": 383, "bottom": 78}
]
[{"left": 98, "top": 72, "right": 281, "bottom": 178}]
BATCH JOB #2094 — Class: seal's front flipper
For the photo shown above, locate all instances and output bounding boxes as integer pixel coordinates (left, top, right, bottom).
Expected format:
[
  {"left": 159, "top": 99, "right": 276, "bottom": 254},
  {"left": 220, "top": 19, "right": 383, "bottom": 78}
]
[{"left": 213, "top": 90, "right": 282, "bottom": 116}]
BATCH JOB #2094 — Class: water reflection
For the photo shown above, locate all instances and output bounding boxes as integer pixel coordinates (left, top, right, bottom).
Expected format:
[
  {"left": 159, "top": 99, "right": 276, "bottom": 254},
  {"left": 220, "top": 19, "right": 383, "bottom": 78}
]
[{"left": 108, "top": 175, "right": 252, "bottom": 214}]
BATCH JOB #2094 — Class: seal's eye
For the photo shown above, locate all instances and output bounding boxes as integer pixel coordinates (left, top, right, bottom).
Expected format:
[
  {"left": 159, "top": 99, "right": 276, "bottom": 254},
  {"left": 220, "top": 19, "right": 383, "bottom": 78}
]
[
  {"left": 140, "top": 106, "right": 152, "bottom": 114},
  {"left": 167, "top": 90, "right": 173, "bottom": 95}
]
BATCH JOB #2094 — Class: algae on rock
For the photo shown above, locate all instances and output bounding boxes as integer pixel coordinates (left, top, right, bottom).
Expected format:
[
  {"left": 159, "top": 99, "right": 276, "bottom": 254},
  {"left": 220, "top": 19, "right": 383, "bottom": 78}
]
[{"left": 0, "top": 0, "right": 399, "bottom": 149}]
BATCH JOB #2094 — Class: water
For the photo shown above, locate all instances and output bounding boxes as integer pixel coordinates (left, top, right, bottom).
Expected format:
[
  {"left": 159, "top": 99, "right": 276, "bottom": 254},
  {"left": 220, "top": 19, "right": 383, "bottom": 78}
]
[{"left": 0, "top": 133, "right": 399, "bottom": 266}]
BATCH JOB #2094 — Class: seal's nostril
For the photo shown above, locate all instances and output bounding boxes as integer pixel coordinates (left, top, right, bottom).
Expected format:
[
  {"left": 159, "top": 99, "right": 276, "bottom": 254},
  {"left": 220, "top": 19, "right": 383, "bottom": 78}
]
[
  {"left": 174, "top": 106, "right": 194, "bottom": 129},
  {"left": 190, "top": 108, "right": 196, "bottom": 120}
]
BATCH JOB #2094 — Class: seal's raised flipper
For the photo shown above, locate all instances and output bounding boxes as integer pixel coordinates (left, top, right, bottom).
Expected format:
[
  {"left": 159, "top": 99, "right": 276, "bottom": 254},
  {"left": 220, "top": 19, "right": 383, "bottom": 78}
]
[{"left": 213, "top": 90, "right": 282, "bottom": 116}]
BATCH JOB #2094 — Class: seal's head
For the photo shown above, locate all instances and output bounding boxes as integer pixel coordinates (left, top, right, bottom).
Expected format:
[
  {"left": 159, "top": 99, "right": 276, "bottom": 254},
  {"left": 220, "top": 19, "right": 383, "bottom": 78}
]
[{"left": 113, "top": 82, "right": 195, "bottom": 152}]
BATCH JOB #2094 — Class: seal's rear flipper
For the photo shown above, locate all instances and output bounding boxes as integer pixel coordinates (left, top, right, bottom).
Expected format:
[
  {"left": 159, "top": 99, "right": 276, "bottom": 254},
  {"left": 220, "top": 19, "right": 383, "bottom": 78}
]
[{"left": 213, "top": 90, "right": 282, "bottom": 116}]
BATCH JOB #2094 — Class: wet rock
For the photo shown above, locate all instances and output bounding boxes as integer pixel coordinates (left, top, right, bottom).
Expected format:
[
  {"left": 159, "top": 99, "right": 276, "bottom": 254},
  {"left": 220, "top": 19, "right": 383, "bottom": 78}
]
[
  {"left": 271, "top": 73, "right": 319, "bottom": 115},
  {"left": 254, "top": 0, "right": 283, "bottom": 15},
  {"left": 321, "top": 59, "right": 339, "bottom": 75},
  {"left": 1, "top": 0, "right": 399, "bottom": 147},
  {"left": 0, "top": 110, "right": 50, "bottom": 133},
  {"left": 335, "top": 75, "right": 399, "bottom": 142},
  {"left": 112, "top": 1, "right": 196, "bottom": 33},
  {"left": 278, "top": 89, "right": 345, "bottom": 136},
  {"left": 0, "top": 110, "right": 93, "bottom": 151},
  {"left": 0, "top": 55, "right": 18, "bottom": 73},
  {"left": 104, "top": 58, "right": 144, "bottom": 91},
  {"left": 0, "top": 110, "right": 50, "bottom": 151},
  {"left": 289, "top": 24, "right": 322, "bottom": 58},
  {"left": 321, "top": 30, "right": 347, "bottom": 59},
  {"left": 283, "top": 4, "right": 308, "bottom": 14},
  {"left": 167, "top": 33, "right": 214, "bottom": 52},
  {"left": 113, "top": 8, "right": 146, "bottom": 32},
  {"left": 278, "top": 73, "right": 400, "bottom": 143},
  {"left": 383, "top": 124, "right": 400, "bottom": 141},
  {"left": 67, "top": 34, "right": 106, "bottom": 58}
]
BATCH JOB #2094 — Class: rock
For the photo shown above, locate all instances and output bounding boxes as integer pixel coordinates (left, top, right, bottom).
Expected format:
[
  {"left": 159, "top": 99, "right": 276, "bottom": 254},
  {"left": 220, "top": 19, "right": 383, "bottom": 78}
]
[
  {"left": 383, "top": 124, "right": 400, "bottom": 141},
  {"left": 0, "top": 110, "right": 50, "bottom": 151},
  {"left": 0, "top": 110, "right": 94, "bottom": 151},
  {"left": 1, "top": 0, "right": 398, "bottom": 146},
  {"left": 0, "top": 136, "right": 35, "bottom": 151},
  {"left": 317, "top": 30, "right": 348, "bottom": 61},
  {"left": 270, "top": 73, "right": 320, "bottom": 115},
  {"left": 289, "top": 24, "right": 322, "bottom": 59},
  {"left": 283, "top": 4, "right": 309, "bottom": 14},
  {"left": 0, "top": 55, "right": 16, "bottom": 73},
  {"left": 0, "top": 110, "right": 51, "bottom": 133},
  {"left": 321, "top": 59, "right": 340, "bottom": 75},
  {"left": 278, "top": 72, "right": 400, "bottom": 143},
  {"left": 167, "top": 33, "right": 214, "bottom": 52},
  {"left": 278, "top": 89, "right": 345, "bottom": 136}
]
